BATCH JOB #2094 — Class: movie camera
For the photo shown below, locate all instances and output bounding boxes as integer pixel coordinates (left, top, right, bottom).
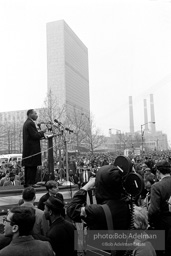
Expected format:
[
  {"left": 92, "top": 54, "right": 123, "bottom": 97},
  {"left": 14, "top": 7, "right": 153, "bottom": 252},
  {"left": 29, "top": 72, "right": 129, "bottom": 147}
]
[{"left": 114, "top": 155, "right": 144, "bottom": 197}]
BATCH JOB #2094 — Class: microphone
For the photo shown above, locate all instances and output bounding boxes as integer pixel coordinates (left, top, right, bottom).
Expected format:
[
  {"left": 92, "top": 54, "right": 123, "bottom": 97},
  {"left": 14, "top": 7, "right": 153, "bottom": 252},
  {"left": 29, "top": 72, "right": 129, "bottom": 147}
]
[
  {"left": 65, "top": 128, "right": 73, "bottom": 133},
  {"left": 54, "top": 119, "right": 62, "bottom": 125}
]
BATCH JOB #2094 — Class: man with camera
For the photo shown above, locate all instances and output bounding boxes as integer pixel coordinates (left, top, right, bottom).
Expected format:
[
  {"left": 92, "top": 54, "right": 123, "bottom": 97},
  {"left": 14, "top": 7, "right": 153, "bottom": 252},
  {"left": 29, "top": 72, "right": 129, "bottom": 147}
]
[{"left": 67, "top": 164, "right": 131, "bottom": 255}]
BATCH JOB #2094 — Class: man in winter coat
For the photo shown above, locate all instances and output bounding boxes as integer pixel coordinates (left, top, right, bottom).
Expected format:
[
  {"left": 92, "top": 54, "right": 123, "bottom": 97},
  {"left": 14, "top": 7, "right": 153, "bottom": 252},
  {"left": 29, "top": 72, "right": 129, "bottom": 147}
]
[{"left": 22, "top": 109, "right": 46, "bottom": 187}]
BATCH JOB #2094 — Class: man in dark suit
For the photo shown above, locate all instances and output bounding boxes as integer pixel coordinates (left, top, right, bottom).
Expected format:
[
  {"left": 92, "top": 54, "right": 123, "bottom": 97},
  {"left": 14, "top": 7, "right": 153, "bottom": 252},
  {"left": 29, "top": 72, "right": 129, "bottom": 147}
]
[
  {"left": 44, "top": 196, "right": 77, "bottom": 256},
  {"left": 79, "top": 165, "right": 95, "bottom": 204},
  {"left": 37, "top": 180, "right": 64, "bottom": 212},
  {"left": 22, "top": 109, "right": 46, "bottom": 187},
  {"left": 148, "top": 160, "right": 171, "bottom": 256}
]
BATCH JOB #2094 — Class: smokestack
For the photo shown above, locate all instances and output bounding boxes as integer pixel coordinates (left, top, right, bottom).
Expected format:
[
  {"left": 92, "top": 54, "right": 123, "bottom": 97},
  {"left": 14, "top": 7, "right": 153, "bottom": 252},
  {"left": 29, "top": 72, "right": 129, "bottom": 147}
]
[
  {"left": 129, "top": 96, "right": 134, "bottom": 134},
  {"left": 144, "top": 99, "right": 148, "bottom": 131},
  {"left": 150, "top": 94, "right": 156, "bottom": 133}
]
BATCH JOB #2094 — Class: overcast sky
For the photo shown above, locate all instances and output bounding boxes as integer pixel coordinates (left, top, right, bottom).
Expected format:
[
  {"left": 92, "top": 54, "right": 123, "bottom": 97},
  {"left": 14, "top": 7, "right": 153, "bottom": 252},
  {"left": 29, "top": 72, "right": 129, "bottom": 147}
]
[{"left": 0, "top": 0, "right": 171, "bottom": 145}]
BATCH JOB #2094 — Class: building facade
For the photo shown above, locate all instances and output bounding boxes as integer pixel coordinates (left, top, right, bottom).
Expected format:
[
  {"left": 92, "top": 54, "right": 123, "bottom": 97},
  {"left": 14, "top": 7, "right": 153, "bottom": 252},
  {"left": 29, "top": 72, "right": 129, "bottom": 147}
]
[{"left": 46, "top": 20, "right": 90, "bottom": 116}]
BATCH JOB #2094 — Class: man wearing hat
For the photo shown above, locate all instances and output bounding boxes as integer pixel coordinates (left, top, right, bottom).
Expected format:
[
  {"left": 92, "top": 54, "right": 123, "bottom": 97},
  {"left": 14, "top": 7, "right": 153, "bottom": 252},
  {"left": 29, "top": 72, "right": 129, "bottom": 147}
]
[
  {"left": 3, "top": 172, "right": 21, "bottom": 186},
  {"left": 44, "top": 196, "right": 76, "bottom": 256}
]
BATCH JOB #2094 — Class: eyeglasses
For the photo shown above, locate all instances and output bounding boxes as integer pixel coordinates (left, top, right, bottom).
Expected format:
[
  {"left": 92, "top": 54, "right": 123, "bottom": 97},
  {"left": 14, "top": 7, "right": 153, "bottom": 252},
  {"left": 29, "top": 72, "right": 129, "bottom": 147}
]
[{"left": 3, "top": 216, "right": 11, "bottom": 224}]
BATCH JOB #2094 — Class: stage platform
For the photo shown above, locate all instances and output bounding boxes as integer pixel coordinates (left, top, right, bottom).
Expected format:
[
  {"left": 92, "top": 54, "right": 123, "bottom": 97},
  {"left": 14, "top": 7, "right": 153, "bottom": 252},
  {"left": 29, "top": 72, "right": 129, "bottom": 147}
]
[{"left": 0, "top": 184, "right": 78, "bottom": 214}]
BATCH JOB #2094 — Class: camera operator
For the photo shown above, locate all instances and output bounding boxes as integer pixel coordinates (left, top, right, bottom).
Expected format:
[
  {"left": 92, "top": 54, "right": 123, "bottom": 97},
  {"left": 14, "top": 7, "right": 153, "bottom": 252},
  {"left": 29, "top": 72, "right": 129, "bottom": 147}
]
[{"left": 67, "top": 164, "right": 131, "bottom": 255}]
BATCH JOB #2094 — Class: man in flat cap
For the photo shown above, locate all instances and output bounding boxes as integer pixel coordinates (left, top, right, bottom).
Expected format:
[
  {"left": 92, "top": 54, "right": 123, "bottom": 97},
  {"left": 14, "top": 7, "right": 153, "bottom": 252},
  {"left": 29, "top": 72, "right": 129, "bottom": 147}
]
[{"left": 44, "top": 196, "right": 76, "bottom": 256}]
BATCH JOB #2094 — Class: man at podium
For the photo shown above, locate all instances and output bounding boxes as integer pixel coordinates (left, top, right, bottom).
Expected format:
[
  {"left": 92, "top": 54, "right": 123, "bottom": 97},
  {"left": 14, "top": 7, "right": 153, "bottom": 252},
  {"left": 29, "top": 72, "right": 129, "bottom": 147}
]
[{"left": 22, "top": 109, "right": 46, "bottom": 187}]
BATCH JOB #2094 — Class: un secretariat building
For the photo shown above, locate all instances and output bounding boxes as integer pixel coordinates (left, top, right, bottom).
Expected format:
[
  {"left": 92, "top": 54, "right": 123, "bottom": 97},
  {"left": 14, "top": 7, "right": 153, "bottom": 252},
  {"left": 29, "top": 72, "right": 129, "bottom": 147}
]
[
  {"left": 47, "top": 20, "right": 90, "bottom": 116},
  {"left": 0, "top": 20, "right": 90, "bottom": 154}
]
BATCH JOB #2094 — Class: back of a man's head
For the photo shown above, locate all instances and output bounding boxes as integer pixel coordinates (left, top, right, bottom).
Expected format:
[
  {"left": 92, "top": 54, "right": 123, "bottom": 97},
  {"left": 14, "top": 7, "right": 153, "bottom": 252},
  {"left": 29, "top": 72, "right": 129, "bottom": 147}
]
[
  {"left": 157, "top": 160, "right": 171, "bottom": 175},
  {"left": 10, "top": 206, "right": 35, "bottom": 236},
  {"left": 22, "top": 187, "right": 36, "bottom": 202},
  {"left": 95, "top": 165, "right": 123, "bottom": 204}
]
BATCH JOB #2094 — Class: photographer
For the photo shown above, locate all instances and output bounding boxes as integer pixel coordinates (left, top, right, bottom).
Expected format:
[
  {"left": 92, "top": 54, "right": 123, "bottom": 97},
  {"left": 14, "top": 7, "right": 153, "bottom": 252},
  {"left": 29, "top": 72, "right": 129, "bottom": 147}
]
[{"left": 67, "top": 165, "right": 131, "bottom": 255}]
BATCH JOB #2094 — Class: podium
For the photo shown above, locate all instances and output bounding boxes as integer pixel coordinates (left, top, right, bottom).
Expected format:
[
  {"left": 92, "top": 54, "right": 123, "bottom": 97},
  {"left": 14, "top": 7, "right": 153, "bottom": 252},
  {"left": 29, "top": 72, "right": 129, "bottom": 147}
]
[
  {"left": 44, "top": 130, "right": 72, "bottom": 183},
  {"left": 46, "top": 133, "right": 56, "bottom": 180}
]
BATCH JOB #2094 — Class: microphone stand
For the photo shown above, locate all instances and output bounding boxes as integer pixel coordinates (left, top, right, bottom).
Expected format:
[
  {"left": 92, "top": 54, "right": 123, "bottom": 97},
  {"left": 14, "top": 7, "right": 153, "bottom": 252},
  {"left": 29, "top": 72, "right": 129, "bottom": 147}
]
[
  {"left": 47, "top": 133, "right": 55, "bottom": 180},
  {"left": 54, "top": 119, "right": 74, "bottom": 186},
  {"left": 44, "top": 123, "right": 59, "bottom": 181}
]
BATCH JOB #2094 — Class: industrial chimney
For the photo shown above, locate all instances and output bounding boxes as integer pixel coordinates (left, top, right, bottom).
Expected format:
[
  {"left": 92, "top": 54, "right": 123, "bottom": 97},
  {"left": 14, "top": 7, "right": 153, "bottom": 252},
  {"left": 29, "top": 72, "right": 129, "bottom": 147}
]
[
  {"left": 129, "top": 96, "right": 134, "bottom": 134},
  {"left": 150, "top": 94, "right": 156, "bottom": 133},
  {"left": 144, "top": 99, "right": 148, "bottom": 131}
]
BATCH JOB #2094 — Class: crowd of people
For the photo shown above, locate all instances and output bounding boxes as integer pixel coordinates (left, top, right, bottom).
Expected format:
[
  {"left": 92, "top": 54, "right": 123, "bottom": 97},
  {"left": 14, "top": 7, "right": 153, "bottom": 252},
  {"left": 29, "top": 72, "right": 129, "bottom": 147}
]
[
  {"left": 0, "top": 162, "right": 24, "bottom": 187},
  {"left": 0, "top": 183, "right": 76, "bottom": 256},
  {"left": 0, "top": 151, "right": 171, "bottom": 255}
]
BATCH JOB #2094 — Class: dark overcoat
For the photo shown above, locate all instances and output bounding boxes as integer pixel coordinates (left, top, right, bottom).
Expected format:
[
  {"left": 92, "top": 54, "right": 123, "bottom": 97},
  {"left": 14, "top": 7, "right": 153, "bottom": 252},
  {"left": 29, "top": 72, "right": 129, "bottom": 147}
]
[
  {"left": 22, "top": 118, "right": 44, "bottom": 167},
  {"left": 148, "top": 176, "right": 171, "bottom": 229},
  {"left": 46, "top": 217, "right": 77, "bottom": 256}
]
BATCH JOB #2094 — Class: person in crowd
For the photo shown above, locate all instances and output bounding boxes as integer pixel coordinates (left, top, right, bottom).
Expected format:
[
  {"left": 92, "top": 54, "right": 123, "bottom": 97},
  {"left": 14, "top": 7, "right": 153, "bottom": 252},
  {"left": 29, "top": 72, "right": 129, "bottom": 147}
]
[
  {"left": 0, "top": 171, "right": 10, "bottom": 186},
  {"left": 22, "top": 109, "right": 46, "bottom": 187},
  {"left": 101, "top": 157, "right": 109, "bottom": 166},
  {"left": 148, "top": 160, "right": 171, "bottom": 256},
  {"left": 0, "top": 187, "right": 50, "bottom": 249},
  {"left": 78, "top": 165, "right": 95, "bottom": 204},
  {"left": 44, "top": 196, "right": 76, "bottom": 256},
  {"left": 68, "top": 156, "right": 77, "bottom": 175},
  {"left": 132, "top": 206, "right": 156, "bottom": 256},
  {"left": 21, "top": 187, "right": 49, "bottom": 238},
  {"left": 0, "top": 207, "right": 55, "bottom": 256},
  {"left": 17, "top": 169, "right": 24, "bottom": 185},
  {"left": 38, "top": 180, "right": 63, "bottom": 211},
  {"left": 142, "top": 173, "right": 155, "bottom": 209},
  {"left": 3, "top": 172, "right": 21, "bottom": 186},
  {"left": 67, "top": 164, "right": 131, "bottom": 256}
]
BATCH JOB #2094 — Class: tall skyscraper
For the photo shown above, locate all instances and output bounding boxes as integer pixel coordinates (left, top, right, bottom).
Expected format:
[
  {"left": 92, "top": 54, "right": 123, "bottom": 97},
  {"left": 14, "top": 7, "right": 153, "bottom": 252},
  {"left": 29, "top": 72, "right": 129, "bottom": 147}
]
[{"left": 46, "top": 20, "right": 90, "bottom": 117}]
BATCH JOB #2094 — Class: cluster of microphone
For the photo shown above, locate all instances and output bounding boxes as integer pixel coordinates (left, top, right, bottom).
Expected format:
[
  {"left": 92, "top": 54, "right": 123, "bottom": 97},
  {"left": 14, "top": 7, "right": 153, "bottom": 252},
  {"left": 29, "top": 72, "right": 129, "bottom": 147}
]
[{"left": 37, "top": 119, "right": 74, "bottom": 134}]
